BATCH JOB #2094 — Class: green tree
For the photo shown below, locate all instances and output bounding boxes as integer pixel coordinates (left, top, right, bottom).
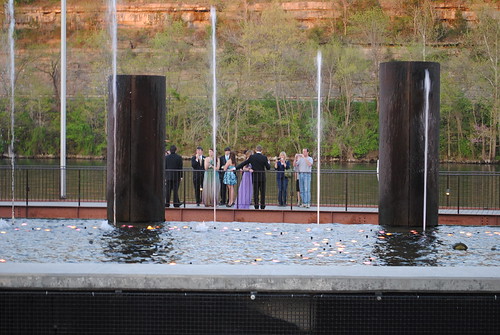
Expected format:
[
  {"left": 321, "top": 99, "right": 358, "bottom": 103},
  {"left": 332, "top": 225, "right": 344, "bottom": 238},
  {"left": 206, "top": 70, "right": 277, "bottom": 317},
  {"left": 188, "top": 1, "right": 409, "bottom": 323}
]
[
  {"left": 466, "top": 9, "right": 499, "bottom": 161},
  {"left": 349, "top": 7, "right": 389, "bottom": 112}
]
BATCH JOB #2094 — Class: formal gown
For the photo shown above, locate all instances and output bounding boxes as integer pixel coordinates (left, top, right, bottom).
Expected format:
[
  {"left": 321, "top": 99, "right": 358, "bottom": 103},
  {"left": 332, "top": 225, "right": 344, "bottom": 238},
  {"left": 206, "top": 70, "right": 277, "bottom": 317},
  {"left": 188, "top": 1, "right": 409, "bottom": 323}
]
[
  {"left": 202, "top": 159, "right": 220, "bottom": 207},
  {"left": 236, "top": 165, "right": 253, "bottom": 209},
  {"left": 223, "top": 165, "right": 237, "bottom": 185}
]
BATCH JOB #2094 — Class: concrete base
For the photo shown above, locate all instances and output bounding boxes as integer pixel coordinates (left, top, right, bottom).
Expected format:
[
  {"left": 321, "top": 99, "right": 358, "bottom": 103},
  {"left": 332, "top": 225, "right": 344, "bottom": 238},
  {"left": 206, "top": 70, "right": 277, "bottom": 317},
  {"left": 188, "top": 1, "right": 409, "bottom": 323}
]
[{"left": 1, "top": 263, "right": 499, "bottom": 293}]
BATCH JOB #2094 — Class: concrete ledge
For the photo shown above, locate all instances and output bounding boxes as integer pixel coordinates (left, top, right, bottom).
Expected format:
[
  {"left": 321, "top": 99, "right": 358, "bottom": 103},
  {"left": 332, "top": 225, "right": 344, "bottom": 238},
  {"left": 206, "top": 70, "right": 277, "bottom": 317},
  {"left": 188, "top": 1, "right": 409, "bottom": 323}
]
[{"left": 1, "top": 263, "right": 499, "bottom": 293}]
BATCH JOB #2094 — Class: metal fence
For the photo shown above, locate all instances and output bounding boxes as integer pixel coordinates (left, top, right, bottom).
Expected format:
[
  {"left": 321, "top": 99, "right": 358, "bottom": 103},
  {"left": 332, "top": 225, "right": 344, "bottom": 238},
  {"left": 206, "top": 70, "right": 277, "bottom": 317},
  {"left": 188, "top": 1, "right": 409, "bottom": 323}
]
[
  {"left": 0, "top": 166, "right": 499, "bottom": 212},
  {"left": 1, "top": 290, "right": 498, "bottom": 334}
]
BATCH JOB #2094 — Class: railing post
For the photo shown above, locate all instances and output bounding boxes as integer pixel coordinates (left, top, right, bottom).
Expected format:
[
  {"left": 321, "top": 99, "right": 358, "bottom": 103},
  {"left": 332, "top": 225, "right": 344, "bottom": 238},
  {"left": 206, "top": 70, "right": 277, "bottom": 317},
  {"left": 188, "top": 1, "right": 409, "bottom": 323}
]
[
  {"left": 78, "top": 169, "right": 81, "bottom": 207},
  {"left": 345, "top": 172, "right": 348, "bottom": 212},
  {"left": 183, "top": 169, "right": 186, "bottom": 208},
  {"left": 25, "top": 169, "right": 29, "bottom": 217},
  {"left": 457, "top": 174, "right": 460, "bottom": 214}
]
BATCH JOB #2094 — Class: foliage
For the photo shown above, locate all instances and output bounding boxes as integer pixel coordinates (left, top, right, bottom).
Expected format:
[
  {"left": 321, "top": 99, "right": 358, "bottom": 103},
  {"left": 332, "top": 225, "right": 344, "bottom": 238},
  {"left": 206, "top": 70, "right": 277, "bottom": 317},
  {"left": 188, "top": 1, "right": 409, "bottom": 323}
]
[{"left": 3, "top": 0, "right": 500, "bottom": 163}]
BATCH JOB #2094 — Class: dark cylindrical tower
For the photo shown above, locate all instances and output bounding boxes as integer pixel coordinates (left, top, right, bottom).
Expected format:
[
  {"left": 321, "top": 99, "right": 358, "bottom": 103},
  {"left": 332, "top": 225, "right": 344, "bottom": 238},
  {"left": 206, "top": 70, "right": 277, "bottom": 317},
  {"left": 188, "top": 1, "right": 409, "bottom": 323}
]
[
  {"left": 107, "top": 75, "right": 166, "bottom": 224},
  {"left": 379, "top": 62, "right": 440, "bottom": 228}
]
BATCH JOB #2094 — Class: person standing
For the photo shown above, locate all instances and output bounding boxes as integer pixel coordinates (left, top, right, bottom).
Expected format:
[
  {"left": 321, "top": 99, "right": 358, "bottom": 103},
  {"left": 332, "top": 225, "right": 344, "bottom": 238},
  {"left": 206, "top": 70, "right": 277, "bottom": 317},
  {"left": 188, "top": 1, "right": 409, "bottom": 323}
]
[
  {"left": 202, "top": 148, "right": 220, "bottom": 207},
  {"left": 165, "top": 145, "right": 183, "bottom": 208},
  {"left": 236, "top": 145, "right": 270, "bottom": 209},
  {"left": 293, "top": 153, "right": 302, "bottom": 207},
  {"left": 236, "top": 150, "right": 253, "bottom": 209},
  {"left": 191, "top": 146, "right": 205, "bottom": 206},
  {"left": 218, "top": 147, "right": 231, "bottom": 206},
  {"left": 275, "top": 151, "right": 291, "bottom": 206},
  {"left": 294, "top": 148, "right": 313, "bottom": 208},
  {"left": 223, "top": 151, "right": 237, "bottom": 207}
]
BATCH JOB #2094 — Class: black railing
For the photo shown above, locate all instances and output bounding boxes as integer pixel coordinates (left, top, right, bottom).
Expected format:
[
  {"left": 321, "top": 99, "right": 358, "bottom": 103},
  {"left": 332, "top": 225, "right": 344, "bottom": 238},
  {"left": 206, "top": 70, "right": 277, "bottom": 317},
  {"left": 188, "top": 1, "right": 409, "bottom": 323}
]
[{"left": 0, "top": 166, "right": 499, "bottom": 212}]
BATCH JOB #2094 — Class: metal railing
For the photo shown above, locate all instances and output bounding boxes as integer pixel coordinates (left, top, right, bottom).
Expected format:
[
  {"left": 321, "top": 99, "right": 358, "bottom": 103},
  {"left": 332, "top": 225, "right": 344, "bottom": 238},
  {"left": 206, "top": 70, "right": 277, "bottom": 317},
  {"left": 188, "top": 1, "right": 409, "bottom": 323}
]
[{"left": 0, "top": 166, "right": 499, "bottom": 212}]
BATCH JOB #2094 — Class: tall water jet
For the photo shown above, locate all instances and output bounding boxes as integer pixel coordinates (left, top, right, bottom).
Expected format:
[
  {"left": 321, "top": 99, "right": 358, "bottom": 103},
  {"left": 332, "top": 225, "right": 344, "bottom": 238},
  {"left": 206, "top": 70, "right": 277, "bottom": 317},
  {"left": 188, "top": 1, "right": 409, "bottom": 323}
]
[
  {"left": 422, "top": 69, "right": 431, "bottom": 231},
  {"left": 106, "top": 75, "right": 166, "bottom": 225},
  {"left": 60, "top": 0, "right": 67, "bottom": 199},
  {"left": 210, "top": 6, "right": 217, "bottom": 223},
  {"left": 378, "top": 62, "right": 440, "bottom": 229},
  {"left": 316, "top": 50, "right": 322, "bottom": 224},
  {"left": 7, "top": 0, "right": 15, "bottom": 220},
  {"left": 108, "top": 0, "right": 118, "bottom": 224}
]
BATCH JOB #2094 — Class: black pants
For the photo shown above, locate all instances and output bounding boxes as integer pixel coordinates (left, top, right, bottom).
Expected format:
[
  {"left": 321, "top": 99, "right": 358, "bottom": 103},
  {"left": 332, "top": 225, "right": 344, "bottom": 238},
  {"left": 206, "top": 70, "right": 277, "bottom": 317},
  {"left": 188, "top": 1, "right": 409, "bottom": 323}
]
[
  {"left": 219, "top": 173, "right": 227, "bottom": 204},
  {"left": 253, "top": 172, "right": 266, "bottom": 209},
  {"left": 193, "top": 174, "right": 204, "bottom": 205},
  {"left": 166, "top": 179, "right": 181, "bottom": 207}
]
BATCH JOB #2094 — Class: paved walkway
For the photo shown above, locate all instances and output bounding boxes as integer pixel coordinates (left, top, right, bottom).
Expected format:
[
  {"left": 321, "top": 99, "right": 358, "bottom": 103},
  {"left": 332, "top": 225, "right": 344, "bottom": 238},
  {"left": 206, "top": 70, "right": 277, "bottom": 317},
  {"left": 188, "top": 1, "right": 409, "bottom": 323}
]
[{"left": 1, "top": 201, "right": 500, "bottom": 216}]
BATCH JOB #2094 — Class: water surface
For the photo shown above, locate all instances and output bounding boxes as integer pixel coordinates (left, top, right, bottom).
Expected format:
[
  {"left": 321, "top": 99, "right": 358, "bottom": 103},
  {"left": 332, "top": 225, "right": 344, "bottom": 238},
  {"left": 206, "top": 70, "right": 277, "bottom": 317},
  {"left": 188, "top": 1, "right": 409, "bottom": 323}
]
[{"left": 0, "top": 219, "right": 498, "bottom": 266}]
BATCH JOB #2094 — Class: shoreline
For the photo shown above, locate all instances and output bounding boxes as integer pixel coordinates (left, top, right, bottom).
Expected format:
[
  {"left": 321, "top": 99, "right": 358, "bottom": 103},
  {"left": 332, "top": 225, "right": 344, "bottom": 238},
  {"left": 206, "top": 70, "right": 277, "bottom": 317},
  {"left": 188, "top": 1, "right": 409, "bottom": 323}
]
[{"left": 1, "top": 154, "right": 499, "bottom": 165}]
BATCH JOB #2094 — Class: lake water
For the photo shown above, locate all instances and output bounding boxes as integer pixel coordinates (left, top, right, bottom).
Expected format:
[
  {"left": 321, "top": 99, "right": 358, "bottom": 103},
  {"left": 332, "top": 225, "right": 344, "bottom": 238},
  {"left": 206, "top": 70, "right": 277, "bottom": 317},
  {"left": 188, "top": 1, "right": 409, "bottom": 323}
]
[
  {"left": 0, "top": 219, "right": 498, "bottom": 266},
  {"left": 1, "top": 158, "right": 499, "bottom": 172}
]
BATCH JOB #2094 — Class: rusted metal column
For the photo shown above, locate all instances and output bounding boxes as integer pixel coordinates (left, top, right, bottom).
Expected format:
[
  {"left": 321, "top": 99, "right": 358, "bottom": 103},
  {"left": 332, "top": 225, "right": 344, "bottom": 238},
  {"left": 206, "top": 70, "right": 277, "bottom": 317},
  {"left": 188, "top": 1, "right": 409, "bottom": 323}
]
[
  {"left": 379, "top": 62, "right": 440, "bottom": 228},
  {"left": 107, "top": 75, "right": 166, "bottom": 224}
]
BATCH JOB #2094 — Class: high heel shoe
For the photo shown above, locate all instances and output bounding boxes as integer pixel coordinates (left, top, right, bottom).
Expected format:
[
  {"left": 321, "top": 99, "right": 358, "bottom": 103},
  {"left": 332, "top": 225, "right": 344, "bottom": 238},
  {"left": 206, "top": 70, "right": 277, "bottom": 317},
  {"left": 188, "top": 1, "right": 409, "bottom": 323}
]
[{"left": 227, "top": 203, "right": 234, "bottom": 208}]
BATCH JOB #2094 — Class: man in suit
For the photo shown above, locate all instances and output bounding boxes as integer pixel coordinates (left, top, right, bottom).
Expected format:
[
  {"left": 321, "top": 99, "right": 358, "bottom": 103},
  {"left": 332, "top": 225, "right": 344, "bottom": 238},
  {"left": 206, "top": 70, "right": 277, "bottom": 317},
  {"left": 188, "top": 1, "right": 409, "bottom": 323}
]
[
  {"left": 191, "top": 146, "right": 205, "bottom": 206},
  {"left": 218, "top": 147, "right": 231, "bottom": 205},
  {"left": 236, "top": 145, "right": 270, "bottom": 209},
  {"left": 165, "top": 145, "right": 183, "bottom": 207}
]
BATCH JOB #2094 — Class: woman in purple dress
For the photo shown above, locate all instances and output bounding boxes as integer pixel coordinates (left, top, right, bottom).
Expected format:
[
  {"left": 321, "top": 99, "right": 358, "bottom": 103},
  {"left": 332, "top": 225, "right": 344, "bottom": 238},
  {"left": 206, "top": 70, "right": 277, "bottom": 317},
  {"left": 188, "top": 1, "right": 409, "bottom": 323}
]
[{"left": 236, "top": 150, "right": 253, "bottom": 209}]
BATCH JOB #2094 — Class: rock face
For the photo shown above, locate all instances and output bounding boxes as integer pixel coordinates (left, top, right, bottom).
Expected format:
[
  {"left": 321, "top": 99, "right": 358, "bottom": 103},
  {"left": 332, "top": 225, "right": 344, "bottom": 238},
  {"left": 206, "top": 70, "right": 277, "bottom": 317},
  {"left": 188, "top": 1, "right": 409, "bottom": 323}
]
[{"left": 8, "top": 1, "right": 499, "bottom": 31}]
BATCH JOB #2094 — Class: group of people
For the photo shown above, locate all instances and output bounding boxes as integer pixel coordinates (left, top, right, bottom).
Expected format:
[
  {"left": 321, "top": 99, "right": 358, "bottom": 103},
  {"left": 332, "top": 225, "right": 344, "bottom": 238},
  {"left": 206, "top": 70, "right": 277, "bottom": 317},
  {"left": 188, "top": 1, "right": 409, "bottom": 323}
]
[{"left": 165, "top": 144, "right": 314, "bottom": 209}]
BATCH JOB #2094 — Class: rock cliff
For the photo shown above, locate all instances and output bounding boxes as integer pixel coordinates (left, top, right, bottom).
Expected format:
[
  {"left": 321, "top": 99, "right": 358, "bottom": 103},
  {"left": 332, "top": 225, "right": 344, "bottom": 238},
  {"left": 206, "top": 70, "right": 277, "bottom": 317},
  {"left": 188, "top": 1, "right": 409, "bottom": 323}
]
[{"left": 7, "top": 1, "right": 499, "bottom": 32}]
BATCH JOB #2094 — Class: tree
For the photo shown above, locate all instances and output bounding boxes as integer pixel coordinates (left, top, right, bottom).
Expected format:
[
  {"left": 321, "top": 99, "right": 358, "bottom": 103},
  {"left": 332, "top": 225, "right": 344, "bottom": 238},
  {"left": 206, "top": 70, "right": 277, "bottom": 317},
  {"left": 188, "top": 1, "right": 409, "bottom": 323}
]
[
  {"left": 467, "top": 9, "right": 499, "bottom": 161},
  {"left": 410, "top": 0, "right": 443, "bottom": 61},
  {"left": 321, "top": 38, "right": 370, "bottom": 159},
  {"left": 349, "top": 7, "right": 389, "bottom": 112}
]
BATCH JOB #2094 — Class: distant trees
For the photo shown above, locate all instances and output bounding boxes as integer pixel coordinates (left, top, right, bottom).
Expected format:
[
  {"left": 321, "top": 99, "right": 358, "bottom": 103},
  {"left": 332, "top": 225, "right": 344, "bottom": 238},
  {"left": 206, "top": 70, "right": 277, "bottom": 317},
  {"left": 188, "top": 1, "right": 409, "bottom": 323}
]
[{"left": 1, "top": 1, "right": 499, "bottom": 162}]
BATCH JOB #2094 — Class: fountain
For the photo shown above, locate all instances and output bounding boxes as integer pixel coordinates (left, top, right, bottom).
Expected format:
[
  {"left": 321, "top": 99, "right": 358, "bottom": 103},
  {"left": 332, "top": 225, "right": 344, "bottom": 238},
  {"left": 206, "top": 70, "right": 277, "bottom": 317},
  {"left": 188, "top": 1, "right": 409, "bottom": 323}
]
[
  {"left": 60, "top": 0, "right": 67, "bottom": 199},
  {"left": 210, "top": 6, "right": 217, "bottom": 223},
  {"left": 378, "top": 62, "right": 440, "bottom": 229},
  {"left": 6, "top": 0, "right": 15, "bottom": 220},
  {"left": 316, "top": 50, "right": 322, "bottom": 225}
]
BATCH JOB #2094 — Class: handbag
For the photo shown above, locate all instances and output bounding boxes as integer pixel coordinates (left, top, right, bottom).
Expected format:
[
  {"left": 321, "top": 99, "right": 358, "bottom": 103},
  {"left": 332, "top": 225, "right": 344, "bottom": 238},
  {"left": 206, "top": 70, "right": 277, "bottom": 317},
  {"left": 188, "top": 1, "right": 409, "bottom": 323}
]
[{"left": 284, "top": 168, "right": 293, "bottom": 179}]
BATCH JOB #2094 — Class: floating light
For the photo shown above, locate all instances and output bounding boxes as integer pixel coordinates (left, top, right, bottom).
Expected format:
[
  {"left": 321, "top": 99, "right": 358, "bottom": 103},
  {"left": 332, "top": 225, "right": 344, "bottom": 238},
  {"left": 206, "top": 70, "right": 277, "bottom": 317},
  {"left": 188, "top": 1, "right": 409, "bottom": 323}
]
[
  {"left": 0, "top": 231, "right": 6, "bottom": 234},
  {"left": 0, "top": 259, "right": 6, "bottom": 263},
  {"left": 147, "top": 226, "right": 155, "bottom": 230}
]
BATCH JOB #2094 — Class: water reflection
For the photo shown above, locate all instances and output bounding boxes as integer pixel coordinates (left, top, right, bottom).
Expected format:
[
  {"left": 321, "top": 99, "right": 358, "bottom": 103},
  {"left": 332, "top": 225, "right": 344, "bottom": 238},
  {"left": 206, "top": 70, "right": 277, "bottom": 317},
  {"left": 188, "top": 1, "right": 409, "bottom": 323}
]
[
  {"left": 0, "top": 219, "right": 497, "bottom": 266},
  {"left": 371, "top": 227, "right": 440, "bottom": 266},
  {"left": 101, "top": 224, "right": 175, "bottom": 263}
]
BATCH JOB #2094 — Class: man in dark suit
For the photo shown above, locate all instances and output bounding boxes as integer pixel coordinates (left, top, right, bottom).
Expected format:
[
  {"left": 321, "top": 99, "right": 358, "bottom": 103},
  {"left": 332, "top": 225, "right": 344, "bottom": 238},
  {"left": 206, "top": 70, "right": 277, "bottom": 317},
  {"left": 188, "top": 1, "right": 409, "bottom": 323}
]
[
  {"left": 191, "top": 146, "right": 205, "bottom": 206},
  {"left": 165, "top": 145, "right": 183, "bottom": 207},
  {"left": 218, "top": 147, "right": 231, "bottom": 205},
  {"left": 236, "top": 145, "right": 270, "bottom": 209}
]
